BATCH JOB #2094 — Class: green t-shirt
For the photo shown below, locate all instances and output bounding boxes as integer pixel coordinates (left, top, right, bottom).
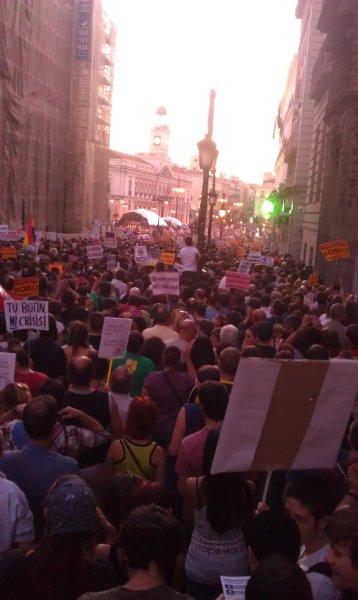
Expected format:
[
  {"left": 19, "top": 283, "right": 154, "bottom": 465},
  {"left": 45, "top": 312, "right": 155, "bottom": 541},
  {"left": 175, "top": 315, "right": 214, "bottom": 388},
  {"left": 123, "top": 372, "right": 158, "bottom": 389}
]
[{"left": 112, "top": 351, "right": 156, "bottom": 397}]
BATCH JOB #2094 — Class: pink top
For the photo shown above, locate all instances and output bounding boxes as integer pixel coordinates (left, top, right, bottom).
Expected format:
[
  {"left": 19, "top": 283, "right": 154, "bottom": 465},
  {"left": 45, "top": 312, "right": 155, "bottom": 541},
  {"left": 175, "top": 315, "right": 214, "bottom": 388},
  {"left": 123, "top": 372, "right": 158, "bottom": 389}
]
[{"left": 175, "top": 426, "right": 210, "bottom": 477}]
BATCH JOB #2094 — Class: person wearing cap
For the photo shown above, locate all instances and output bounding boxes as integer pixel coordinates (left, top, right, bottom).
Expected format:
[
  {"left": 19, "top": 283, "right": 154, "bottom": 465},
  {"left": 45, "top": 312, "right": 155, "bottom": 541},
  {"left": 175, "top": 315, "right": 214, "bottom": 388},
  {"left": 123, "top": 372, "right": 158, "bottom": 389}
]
[{"left": 0, "top": 475, "right": 117, "bottom": 599}]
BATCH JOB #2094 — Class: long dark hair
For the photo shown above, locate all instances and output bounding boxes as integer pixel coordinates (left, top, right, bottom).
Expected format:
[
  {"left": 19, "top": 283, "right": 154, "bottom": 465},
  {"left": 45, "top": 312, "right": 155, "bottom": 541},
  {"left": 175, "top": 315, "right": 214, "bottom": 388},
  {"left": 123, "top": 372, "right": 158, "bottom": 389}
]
[
  {"left": 201, "top": 428, "right": 253, "bottom": 534},
  {"left": 21, "top": 531, "right": 96, "bottom": 600}
]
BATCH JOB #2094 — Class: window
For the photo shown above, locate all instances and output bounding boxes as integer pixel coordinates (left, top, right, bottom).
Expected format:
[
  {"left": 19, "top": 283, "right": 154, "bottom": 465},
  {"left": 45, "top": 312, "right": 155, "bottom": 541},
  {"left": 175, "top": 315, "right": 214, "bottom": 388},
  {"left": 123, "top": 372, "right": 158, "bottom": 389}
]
[
  {"left": 303, "top": 242, "right": 307, "bottom": 264},
  {"left": 309, "top": 246, "right": 314, "bottom": 266}
]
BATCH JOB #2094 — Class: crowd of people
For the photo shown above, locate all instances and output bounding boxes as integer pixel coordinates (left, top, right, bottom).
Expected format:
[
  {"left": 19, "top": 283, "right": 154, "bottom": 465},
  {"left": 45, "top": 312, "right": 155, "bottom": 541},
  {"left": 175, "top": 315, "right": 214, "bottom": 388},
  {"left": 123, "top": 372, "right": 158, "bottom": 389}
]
[{"left": 0, "top": 230, "right": 357, "bottom": 600}]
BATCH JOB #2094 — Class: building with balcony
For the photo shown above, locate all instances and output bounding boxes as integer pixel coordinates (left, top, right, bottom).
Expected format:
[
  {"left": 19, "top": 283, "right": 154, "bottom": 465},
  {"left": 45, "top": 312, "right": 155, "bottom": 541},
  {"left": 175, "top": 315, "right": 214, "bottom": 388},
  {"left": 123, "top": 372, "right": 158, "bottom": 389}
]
[
  {"left": 278, "top": 0, "right": 325, "bottom": 258},
  {"left": 301, "top": 0, "right": 358, "bottom": 290}
]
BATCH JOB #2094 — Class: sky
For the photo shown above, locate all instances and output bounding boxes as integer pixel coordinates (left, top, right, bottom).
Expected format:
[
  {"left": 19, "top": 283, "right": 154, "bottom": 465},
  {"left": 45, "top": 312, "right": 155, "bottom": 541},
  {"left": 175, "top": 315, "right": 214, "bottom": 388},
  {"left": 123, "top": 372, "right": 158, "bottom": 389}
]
[{"left": 103, "top": 0, "right": 301, "bottom": 184}]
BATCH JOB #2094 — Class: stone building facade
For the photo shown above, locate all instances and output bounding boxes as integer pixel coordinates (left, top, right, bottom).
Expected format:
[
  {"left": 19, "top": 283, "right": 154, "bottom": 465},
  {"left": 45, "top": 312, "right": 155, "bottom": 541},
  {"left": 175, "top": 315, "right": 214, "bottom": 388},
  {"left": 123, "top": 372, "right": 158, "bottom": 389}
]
[
  {"left": 301, "top": 0, "right": 358, "bottom": 290},
  {"left": 275, "top": 0, "right": 325, "bottom": 258}
]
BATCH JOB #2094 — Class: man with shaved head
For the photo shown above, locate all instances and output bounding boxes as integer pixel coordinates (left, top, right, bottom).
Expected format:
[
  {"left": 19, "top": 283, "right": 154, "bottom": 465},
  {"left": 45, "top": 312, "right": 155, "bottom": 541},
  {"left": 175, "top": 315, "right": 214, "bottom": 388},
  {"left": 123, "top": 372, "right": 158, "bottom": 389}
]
[
  {"left": 64, "top": 356, "right": 121, "bottom": 436},
  {"left": 166, "top": 319, "right": 197, "bottom": 361}
]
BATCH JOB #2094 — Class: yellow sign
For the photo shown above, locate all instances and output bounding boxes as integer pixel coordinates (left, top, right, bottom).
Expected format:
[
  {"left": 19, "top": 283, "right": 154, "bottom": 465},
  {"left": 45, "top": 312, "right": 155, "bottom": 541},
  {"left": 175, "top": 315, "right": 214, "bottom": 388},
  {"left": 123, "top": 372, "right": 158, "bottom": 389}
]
[
  {"left": 0, "top": 246, "right": 17, "bottom": 260},
  {"left": 48, "top": 262, "right": 64, "bottom": 273},
  {"left": 309, "top": 273, "right": 319, "bottom": 286},
  {"left": 13, "top": 277, "right": 39, "bottom": 299},
  {"left": 320, "top": 240, "right": 349, "bottom": 262},
  {"left": 159, "top": 251, "right": 176, "bottom": 266}
]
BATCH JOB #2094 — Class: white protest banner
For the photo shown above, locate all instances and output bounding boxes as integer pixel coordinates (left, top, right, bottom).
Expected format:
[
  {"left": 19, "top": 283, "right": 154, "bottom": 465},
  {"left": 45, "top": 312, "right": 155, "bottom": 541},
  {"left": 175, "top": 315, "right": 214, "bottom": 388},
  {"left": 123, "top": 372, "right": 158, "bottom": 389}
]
[
  {"left": 134, "top": 245, "right": 148, "bottom": 264},
  {"left": 105, "top": 232, "right": 117, "bottom": 249},
  {"left": 238, "top": 259, "right": 251, "bottom": 274},
  {"left": 107, "top": 255, "right": 117, "bottom": 269},
  {"left": 220, "top": 576, "right": 249, "bottom": 600},
  {"left": 246, "top": 251, "right": 262, "bottom": 264},
  {"left": 260, "top": 255, "right": 274, "bottom": 267},
  {"left": 98, "top": 317, "right": 132, "bottom": 359},
  {"left": 86, "top": 244, "right": 104, "bottom": 260},
  {"left": 4, "top": 299, "right": 49, "bottom": 331},
  {"left": 151, "top": 272, "right": 180, "bottom": 296},
  {"left": 212, "top": 358, "right": 358, "bottom": 474},
  {"left": 0, "top": 352, "right": 16, "bottom": 391}
]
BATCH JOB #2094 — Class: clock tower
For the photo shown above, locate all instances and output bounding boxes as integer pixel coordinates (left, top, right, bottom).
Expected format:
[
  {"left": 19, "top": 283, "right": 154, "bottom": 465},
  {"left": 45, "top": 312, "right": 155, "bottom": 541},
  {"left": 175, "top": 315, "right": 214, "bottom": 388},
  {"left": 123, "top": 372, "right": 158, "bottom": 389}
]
[{"left": 150, "top": 106, "right": 170, "bottom": 162}]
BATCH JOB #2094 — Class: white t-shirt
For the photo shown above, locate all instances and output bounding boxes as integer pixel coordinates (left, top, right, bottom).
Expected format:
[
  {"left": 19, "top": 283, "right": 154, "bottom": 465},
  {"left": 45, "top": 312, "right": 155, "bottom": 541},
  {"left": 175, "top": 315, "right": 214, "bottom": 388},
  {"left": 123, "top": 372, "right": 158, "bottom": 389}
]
[
  {"left": 178, "top": 245, "right": 199, "bottom": 272},
  {"left": 111, "top": 279, "right": 128, "bottom": 299},
  {"left": 0, "top": 475, "right": 34, "bottom": 553},
  {"left": 109, "top": 392, "right": 131, "bottom": 421}
]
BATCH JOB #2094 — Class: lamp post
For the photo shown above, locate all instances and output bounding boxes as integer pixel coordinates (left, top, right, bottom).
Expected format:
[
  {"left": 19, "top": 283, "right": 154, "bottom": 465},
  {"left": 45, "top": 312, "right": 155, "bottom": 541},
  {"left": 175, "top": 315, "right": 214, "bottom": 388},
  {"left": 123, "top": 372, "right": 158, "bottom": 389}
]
[
  {"left": 207, "top": 173, "right": 218, "bottom": 246},
  {"left": 197, "top": 90, "right": 219, "bottom": 250},
  {"left": 218, "top": 207, "right": 226, "bottom": 240}
]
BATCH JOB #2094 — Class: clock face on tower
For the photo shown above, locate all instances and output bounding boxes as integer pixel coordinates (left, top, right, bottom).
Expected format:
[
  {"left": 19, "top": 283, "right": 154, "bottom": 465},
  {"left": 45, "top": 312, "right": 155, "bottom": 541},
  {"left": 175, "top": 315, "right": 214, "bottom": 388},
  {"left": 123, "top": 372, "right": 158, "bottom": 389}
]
[{"left": 153, "top": 135, "right": 161, "bottom": 146}]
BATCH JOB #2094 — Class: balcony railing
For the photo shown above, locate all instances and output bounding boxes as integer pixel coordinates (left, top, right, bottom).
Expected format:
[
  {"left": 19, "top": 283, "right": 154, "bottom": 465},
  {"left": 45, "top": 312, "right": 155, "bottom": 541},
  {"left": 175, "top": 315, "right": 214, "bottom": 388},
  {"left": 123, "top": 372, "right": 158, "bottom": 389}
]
[{"left": 311, "top": 49, "right": 331, "bottom": 101}]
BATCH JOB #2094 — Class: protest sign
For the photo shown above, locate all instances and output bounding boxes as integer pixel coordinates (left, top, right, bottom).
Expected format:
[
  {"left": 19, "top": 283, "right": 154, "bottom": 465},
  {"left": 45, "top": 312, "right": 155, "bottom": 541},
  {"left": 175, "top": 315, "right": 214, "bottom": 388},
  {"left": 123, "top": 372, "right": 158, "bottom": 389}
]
[
  {"left": 309, "top": 272, "right": 319, "bottom": 286},
  {"left": 134, "top": 245, "right": 148, "bottom": 264},
  {"left": 104, "top": 232, "right": 117, "bottom": 249},
  {"left": 0, "top": 229, "right": 21, "bottom": 242},
  {"left": 12, "top": 277, "right": 40, "bottom": 300},
  {"left": 151, "top": 272, "right": 180, "bottom": 296},
  {"left": 4, "top": 299, "right": 49, "bottom": 331},
  {"left": 246, "top": 252, "right": 262, "bottom": 264},
  {"left": 225, "top": 271, "right": 250, "bottom": 291},
  {"left": 0, "top": 225, "right": 8, "bottom": 234},
  {"left": 238, "top": 259, "right": 251, "bottom": 274},
  {"left": 320, "top": 239, "right": 349, "bottom": 261},
  {"left": 0, "top": 246, "right": 17, "bottom": 260},
  {"left": 260, "top": 255, "right": 274, "bottom": 267},
  {"left": 220, "top": 576, "right": 249, "bottom": 600},
  {"left": 107, "top": 255, "right": 117, "bottom": 268},
  {"left": 212, "top": 358, "right": 358, "bottom": 474},
  {"left": 0, "top": 352, "right": 16, "bottom": 391},
  {"left": 48, "top": 262, "right": 64, "bottom": 274},
  {"left": 98, "top": 317, "right": 132, "bottom": 359},
  {"left": 86, "top": 244, "right": 104, "bottom": 260},
  {"left": 159, "top": 251, "right": 176, "bottom": 266}
]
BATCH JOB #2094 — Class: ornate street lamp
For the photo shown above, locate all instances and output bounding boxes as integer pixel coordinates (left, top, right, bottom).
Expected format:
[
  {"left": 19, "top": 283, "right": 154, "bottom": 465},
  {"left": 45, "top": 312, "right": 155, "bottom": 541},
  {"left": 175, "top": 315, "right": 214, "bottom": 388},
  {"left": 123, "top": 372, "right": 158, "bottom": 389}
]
[
  {"left": 207, "top": 174, "right": 218, "bottom": 246},
  {"left": 197, "top": 90, "right": 219, "bottom": 250}
]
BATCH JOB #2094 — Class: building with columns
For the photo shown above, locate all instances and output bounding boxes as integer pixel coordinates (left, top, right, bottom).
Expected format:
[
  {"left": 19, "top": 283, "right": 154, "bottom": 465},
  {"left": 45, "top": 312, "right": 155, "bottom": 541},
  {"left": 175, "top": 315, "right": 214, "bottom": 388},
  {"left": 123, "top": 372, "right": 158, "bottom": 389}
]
[{"left": 301, "top": 0, "right": 358, "bottom": 290}]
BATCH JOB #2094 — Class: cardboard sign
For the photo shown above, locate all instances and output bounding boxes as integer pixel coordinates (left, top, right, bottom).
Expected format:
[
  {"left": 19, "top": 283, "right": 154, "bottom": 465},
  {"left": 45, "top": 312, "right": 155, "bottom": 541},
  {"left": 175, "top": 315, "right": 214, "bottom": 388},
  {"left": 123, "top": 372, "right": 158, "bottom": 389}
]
[
  {"left": 134, "top": 245, "right": 148, "bottom": 264},
  {"left": 225, "top": 271, "right": 250, "bottom": 291},
  {"left": 159, "top": 251, "right": 176, "bottom": 266},
  {"left": 246, "top": 251, "right": 262, "bottom": 264},
  {"left": 48, "top": 262, "right": 64, "bottom": 274},
  {"left": 0, "top": 352, "right": 16, "bottom": 391},
  {"left": 86, "top": 244, "right": 104, "bottom": 260},
  {"left": 98, "top": 317, "right": 132, "bottom": 359},
  {"left": 0, "top": 246, "right": 17, "bottom": 260},
  {"left": 221, "top": 576, "right": 249, "bottom": 600},
  {"left": 309, "top": 272, "right": 319, "bottom": 286},
  {"left": 320, "top": 239, "right": 350, "bottom": 261},
  {"left": 238, "top": 259, "right": 251, "bottom": 274},
  {"left": 12, "top": 277, "right": 40, "bottom": 300},
  {"left": 151, "top": 272, "right": 180, "bottom": 296},
  {"left": 4, "top": 299, "right": 49, "bottom": 331},
  {"left": 107, "top": 255, "right": 117, "bottom": 269},
  {"left": 260, "top": 255, "right": 274, "bottom": 267},
  {"left": 104, "top": 233, "right": 117, "bottom": 249},
  {"left": 0, "top": 229, "right": 21, "bottom": 242},
  {"left": 212, "top": 359, "right": 358, "bottom": 474}
]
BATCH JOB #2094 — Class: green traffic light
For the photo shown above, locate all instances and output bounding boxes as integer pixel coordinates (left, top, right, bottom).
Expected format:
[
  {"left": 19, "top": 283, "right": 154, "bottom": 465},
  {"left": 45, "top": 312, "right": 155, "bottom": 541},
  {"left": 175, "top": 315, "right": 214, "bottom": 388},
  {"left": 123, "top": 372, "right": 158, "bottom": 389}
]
[{"left": 261, "top": 198, "right": 274, "bottom": 217}]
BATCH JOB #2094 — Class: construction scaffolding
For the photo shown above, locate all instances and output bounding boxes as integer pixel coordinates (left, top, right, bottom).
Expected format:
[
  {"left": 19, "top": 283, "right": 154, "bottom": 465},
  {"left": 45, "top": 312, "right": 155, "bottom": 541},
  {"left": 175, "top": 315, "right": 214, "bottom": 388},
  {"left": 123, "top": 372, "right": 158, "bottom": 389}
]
[{"left": 0, "top": 0, "right": 116, "bottom": 233}]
